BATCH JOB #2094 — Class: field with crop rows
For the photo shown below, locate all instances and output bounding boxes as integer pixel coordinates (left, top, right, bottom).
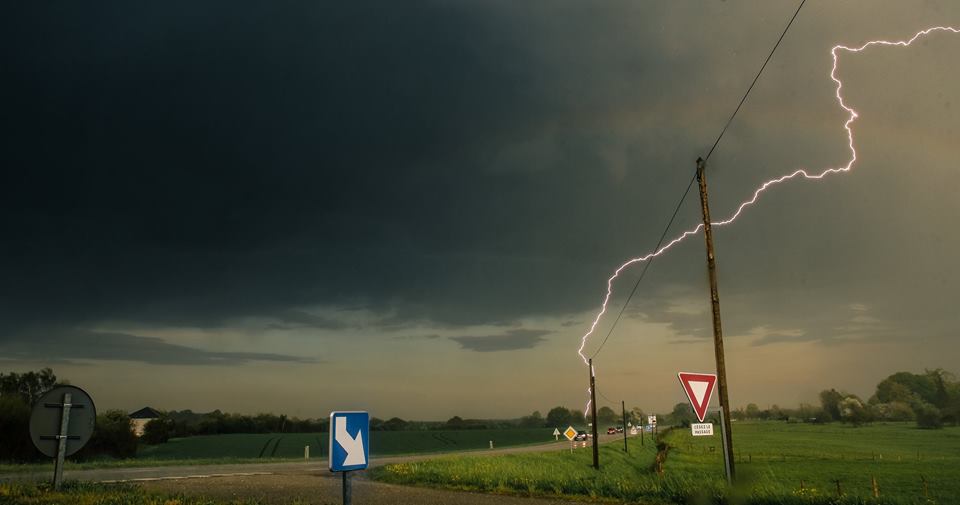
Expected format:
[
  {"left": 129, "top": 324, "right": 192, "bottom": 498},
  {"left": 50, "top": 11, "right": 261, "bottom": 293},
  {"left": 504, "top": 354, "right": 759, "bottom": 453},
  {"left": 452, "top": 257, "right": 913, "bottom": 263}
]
[
  {"left": 371, "top": 422, "right": 960, "bottom": 504},
  {"left": 137, "top": 428, "right": 555, "bottom": 460}
]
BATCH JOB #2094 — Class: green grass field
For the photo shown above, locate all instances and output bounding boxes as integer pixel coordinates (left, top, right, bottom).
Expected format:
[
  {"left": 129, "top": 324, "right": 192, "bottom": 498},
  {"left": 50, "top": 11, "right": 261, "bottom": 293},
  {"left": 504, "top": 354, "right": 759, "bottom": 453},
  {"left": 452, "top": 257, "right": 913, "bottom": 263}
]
[
  {"left": 0, "top": 481, "right": 264, "bottom": 505},
  {"left": 136, "top": 428, "right": 555, "bottom": 460},
  {"left": 371, "top": 422, "right": 960, "bottom": 505}
]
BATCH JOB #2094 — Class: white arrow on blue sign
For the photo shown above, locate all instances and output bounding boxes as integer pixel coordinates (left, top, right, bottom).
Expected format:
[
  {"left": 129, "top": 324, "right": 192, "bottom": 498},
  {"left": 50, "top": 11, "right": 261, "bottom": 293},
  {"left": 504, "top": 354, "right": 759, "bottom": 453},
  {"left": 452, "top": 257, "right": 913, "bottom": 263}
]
[{"left": 329, "top": 411, "right": 369, "bottom": 472}]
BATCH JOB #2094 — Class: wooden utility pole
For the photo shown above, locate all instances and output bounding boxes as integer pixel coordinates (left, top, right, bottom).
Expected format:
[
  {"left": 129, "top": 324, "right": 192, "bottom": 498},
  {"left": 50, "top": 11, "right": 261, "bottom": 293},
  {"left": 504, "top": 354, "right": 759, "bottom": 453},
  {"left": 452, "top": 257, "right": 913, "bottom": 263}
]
[
  {"left": 589, "top": 359, "right": 599, "bottom": 470},
  {"left": 695, "top": 157, "right": 736, "bottom": 482},
  {"left": 621, "top": 400, "right": 628, "bottom": 453}
]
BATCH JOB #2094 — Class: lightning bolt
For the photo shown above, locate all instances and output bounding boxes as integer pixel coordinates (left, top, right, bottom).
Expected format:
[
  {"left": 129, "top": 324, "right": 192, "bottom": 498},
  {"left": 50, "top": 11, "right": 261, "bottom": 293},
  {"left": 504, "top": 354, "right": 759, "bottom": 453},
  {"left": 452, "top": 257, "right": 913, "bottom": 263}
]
[{"left": 577, "top": 26, "right": 960, "bottom": 381}]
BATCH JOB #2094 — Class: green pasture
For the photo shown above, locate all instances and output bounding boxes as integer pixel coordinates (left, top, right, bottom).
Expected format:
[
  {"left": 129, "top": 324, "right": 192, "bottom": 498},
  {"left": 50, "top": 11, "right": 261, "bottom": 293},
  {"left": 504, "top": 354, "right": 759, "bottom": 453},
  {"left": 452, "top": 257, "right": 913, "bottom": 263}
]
[
  {"left": 0, "top": 481, "right": 263, "bottom": 505},
  {"left": 371, "top": 422, "right": 960, "bottom": 504},
  {"left": 137, "top": 428, "right": 555, "bottom": 460}
]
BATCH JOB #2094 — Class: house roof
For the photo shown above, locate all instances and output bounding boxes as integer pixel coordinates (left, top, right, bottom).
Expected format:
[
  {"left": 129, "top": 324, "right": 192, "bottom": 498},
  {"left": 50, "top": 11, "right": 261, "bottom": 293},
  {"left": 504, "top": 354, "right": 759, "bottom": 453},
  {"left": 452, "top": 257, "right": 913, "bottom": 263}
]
[{"left": 129, "top": 407, "right": 162, "bottom": 419}]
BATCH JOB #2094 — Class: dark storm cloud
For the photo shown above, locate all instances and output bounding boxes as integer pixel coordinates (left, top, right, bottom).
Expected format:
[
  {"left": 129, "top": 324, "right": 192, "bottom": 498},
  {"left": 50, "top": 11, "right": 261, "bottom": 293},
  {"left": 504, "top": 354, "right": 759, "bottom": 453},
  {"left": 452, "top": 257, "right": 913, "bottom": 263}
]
[
  {"left": 0, "top": 328, "right": 315, "bottom": 365},
  {"left": 2, "top": 0, "right": 959, "bottom": 363},
  {"left": 449, "top": 329, "right": 551, "bottom": 352},
  {"left": 0, "top": 0, "right": 709, "bottom": 341},
  {"left": 263, "top": 310, "right": 351, "bottom": 331}
]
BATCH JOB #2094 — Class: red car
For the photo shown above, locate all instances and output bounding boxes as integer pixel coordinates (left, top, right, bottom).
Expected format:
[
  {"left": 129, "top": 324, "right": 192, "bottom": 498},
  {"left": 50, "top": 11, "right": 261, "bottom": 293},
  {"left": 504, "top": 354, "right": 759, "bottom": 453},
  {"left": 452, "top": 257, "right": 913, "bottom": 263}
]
[{"left": 606, "top": 427, "right": 617, "bottom": 435}]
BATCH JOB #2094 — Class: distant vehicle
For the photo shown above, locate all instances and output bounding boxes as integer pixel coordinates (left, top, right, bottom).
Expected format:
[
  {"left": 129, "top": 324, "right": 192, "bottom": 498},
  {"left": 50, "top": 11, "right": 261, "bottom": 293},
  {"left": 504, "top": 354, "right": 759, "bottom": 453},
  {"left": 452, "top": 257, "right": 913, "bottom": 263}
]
[
  {"left": 616, "top": 426, "right": 624, "bottom": 433},
  {"left": 606, "top": 427, "right": 617, "bottom": 435},
  {"left": 574, "top": 431, "right": 588, "bottom": 441}
]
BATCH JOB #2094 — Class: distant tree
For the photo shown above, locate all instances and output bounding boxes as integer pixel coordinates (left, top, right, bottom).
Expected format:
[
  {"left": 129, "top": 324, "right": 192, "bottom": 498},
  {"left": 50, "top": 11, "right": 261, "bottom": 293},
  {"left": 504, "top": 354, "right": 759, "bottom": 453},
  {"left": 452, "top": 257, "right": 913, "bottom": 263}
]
[
  {"left": 730, "top": 407, "right": 745, "bottom": 421},
  {"left": 0, "top": 395, "right": 38, "bottom": 461},
  {"left": 382, "top": 417, "right": 409, "bottom": 431},
  {"left": 141, "top": 416, "right": 175, "bottom": 444},
  {"left": 546, "top": 407, "right": 572, "bottom": 428},
  {"left": 597, "top": 406, "right": 618, "bottom": 426},
  {"left": 745, "top": 403, "right": 760, "bottom": 419},
  {"left": 569, "top": 410, "right": 585, "bottom": 425},
  {"left": 0, "top": 368, "right": 60, "bottom": 462},
  {"left": 819, "top": 389, "right": 843, "bottom": 421},
  {"left": 0, "top": 368, "right": 58, "bottom": 405},
  {"left": 797, "top": 403, "right": 816, "bottom": 421},
  {"left": 915, "top": 402, "right": 943, "bottom": 429},
  {"left": 875, "top": 372, "right": 937, "bottom": 406},
  {"left": 838, "top": 396, "right": 872, "bottom": 426},
  {"left": 872, "top": 401, "right": 915, "bottom": 422},
  {"left": 669, "top": 402, "right": 696, "bottom": 427},
  {"left": 520, "top": 411, "right": 544, "bottom": 428},
  {"left": 629, "top": 407, "right": 645, "bottom": 426},
  {"left": 78, "top": 410, "right": 138, "bottom": 460}
]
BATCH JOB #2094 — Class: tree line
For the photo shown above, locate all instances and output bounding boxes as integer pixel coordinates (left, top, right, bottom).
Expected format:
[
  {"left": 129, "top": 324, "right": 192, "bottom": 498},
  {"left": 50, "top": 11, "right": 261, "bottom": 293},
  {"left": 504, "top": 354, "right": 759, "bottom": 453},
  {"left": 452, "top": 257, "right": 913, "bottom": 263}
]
[
  {"left": 0, "top": 369, "right": 138, "bottom": 462},
  {"left": 3, "top": 367, "right": 957, "bottom": 463}
]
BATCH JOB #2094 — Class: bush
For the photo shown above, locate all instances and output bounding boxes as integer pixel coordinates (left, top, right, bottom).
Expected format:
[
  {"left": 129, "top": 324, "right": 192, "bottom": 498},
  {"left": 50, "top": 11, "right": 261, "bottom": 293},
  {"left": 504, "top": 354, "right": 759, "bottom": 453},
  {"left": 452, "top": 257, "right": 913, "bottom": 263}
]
[
  {"left": 915, "top": 402, "right": 943, "bottom": 429},
  {"left": 0, "top": 396, "right": 40, "bottom": 462},
  {"left": 77, "top": 410, "right": 138, "bottom": 459},
  {"left": 141, "top": 416, "right": 174, "bottom": 444}
]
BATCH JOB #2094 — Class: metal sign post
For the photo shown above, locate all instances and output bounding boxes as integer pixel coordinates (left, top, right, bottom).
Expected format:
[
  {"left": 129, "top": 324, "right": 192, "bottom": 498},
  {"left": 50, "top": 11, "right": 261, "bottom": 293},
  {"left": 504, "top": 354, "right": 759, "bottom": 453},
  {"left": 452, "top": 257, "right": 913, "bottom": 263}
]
[
  {"left": 52, "top": 393, "right": 72, "bottom": 489},
  {"left": 718, "top": 407, "right": 732, "bottom": 485},
  {"left": 329, "top": 411, "right": 369, "bottom": 505},
  {"left": 29, "top": 385, "right": 96, "bottom": 491},
  {"left": 342, "top": 471, "right": 352, "bottom": 505}
]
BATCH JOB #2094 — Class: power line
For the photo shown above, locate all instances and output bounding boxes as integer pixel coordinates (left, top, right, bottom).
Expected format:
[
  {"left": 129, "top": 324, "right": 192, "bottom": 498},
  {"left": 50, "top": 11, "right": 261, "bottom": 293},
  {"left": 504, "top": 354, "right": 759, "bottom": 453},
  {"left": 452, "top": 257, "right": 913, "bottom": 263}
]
[
  {"left": 597, "top": 390, "right": 619, "bottom": 407},
  {"left": 705, "top": 0, "right": 807, "bottom": 161},
  {"left": 588, "top": 0, "right": 805, "bottom": 359},
  {"left": 590, "top": 172, "right": 697, "bottom": 359}
]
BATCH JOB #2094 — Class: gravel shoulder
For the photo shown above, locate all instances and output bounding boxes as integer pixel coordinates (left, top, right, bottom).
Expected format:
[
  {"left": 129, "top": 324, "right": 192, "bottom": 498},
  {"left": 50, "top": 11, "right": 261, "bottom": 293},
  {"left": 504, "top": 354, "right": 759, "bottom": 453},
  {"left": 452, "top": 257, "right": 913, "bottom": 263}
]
[{"left": 140, "top": 472, "right": 586, "bottom": 505}]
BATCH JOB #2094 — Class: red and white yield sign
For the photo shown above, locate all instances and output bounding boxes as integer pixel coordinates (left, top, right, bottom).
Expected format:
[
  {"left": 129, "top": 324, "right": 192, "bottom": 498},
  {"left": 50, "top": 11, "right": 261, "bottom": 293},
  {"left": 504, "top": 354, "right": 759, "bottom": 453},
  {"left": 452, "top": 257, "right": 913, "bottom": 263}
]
[{"left": 677, "top": 372, "right": 717, "bottom": 423}]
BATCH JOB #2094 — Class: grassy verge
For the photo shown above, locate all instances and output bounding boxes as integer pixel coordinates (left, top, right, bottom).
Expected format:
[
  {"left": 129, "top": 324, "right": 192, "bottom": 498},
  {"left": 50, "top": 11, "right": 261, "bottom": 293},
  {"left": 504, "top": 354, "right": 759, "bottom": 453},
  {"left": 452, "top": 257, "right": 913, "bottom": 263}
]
[
  {"left": 0, "top": 481, "right": 264, "bottom": 505},
  {"left": 370, "top": 423, "right": 960, "bottom": 504},
  {"left": 370, "top": 436, "right": 667, "bottom": 502}
]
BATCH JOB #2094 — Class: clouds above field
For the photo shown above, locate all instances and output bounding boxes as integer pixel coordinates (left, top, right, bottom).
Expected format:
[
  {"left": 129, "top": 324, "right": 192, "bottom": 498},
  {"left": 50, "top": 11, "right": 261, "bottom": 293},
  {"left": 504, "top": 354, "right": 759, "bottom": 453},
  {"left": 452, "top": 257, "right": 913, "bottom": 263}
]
[{"left": 1, "top": 0, "right": 959, "bottom": 417}]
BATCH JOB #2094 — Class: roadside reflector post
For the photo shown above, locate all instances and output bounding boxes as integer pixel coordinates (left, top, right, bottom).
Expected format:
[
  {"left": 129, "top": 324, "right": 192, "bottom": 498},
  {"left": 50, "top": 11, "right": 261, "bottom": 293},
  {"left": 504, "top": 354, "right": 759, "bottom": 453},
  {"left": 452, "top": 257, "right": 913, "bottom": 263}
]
[
  {"left": 695, "top": 157, "right": 736, "bottom": 482},
  {"left": 304, "top": 445, "right": 309, "bottom": 460}
]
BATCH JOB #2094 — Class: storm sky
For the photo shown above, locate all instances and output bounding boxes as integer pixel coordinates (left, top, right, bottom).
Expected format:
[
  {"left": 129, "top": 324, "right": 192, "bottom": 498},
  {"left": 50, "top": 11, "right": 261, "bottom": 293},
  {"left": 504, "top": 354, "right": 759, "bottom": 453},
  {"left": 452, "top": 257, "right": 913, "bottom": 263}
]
[{"left": 2, "top": 1, "right": 959, "bottom": 420}]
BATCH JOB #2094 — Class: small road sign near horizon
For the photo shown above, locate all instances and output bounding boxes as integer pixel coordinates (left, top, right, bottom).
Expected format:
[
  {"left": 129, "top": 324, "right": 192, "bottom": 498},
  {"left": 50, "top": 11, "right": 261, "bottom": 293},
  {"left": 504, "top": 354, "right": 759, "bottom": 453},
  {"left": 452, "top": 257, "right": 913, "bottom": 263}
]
[
  {"left": 647, "top": 415, "right": 657, "bottom": 425},
  {"left": 552, "top": 428, "right": 561, "bottom": 440},
  {"left": 329, "top": 411, "right": 369, "bottom": 472},
  {"left": 563, "top": 426, "right": 577, "bottom": 441},
  {"left": 678, "top": 372, "right": 718, "bottom": 423}
]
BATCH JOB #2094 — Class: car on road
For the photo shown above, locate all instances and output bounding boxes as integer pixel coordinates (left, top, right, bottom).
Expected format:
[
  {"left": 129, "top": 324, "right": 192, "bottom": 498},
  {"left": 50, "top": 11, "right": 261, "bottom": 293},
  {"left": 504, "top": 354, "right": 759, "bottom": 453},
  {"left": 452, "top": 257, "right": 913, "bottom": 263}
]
[
  {"left": 616, "top": 426, "right": 624, "bottom": 433},
  {"left": 606, "top": 427, "right": 617, "bottom": 435},
  {"left": 574, "top": 430, "right": 588, "bottom": 441}
]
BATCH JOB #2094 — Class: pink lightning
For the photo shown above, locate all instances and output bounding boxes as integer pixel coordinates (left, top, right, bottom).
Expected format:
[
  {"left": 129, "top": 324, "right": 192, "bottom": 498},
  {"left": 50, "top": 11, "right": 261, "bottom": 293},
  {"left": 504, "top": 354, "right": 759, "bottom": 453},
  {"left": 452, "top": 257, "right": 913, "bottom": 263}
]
[{"left": 577, "top": 26, "right": 960, "bottom": 385}]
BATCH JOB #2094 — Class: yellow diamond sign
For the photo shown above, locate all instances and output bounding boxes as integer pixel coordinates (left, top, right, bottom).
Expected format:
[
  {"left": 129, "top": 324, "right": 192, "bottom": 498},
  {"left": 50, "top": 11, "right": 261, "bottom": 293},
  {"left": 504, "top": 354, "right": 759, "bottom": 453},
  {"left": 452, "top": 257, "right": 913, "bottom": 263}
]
[{"left": 563, "top": 426, "right": 578, "bottom": 441}]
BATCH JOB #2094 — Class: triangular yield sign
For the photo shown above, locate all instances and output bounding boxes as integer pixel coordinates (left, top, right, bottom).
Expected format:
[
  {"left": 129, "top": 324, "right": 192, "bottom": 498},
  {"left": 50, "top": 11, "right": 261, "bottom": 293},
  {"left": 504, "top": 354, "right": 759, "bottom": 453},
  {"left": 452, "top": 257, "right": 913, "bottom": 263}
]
[{"left": 677, "top": 372, "right": 717, "bottom": 423}]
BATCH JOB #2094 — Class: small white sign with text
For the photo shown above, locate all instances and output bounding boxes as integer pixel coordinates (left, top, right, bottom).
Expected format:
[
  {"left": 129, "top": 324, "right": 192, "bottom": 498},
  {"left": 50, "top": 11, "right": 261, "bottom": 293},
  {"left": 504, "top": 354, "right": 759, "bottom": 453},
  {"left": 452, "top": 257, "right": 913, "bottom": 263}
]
[{"left": 691, "top": 423, "right": 714, "bottom": 437}]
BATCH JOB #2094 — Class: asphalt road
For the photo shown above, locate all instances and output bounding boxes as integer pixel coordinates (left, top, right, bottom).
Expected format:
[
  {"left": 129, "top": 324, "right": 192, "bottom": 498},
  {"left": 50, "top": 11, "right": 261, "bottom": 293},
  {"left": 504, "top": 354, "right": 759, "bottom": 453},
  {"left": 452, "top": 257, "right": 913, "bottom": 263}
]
[
  {"left": 0, "top": 433, "right": 636, "bottom": 484},
  {"left": 1, "top": 433, "right": 641, "bottom": 504}
]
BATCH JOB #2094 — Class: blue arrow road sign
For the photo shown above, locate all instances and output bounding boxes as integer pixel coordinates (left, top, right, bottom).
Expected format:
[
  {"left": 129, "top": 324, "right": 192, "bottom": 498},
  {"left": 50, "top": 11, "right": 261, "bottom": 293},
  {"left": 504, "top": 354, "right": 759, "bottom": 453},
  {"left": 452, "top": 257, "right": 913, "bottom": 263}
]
[{"left": 329, "top": 411, "right": 369, "bottom": 472}]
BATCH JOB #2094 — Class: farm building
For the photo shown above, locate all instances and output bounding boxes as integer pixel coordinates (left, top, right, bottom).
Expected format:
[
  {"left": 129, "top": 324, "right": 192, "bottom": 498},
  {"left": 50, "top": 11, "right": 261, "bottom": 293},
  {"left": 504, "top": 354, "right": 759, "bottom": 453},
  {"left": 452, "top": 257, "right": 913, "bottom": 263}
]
[{"left": 129, "top": 406, "right": 161, "bottom": 437}]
